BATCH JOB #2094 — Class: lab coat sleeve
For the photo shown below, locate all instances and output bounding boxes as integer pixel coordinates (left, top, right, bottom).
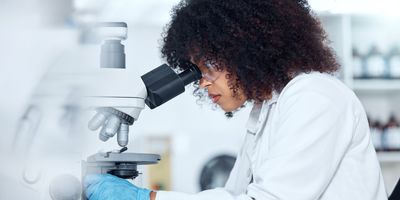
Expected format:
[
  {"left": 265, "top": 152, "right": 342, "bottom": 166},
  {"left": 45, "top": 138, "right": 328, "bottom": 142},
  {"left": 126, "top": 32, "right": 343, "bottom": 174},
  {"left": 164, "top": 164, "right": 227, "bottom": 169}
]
[
  {"left": 155, "top": 136, "right": 254, "bottom": 200},
  {"left": 155, "top": 149, "right": 254, "bottom": 200},
  {"left": 247, "top": 88, "right": 355, "bottom": 199},
  {"left": 156, "top": 188, "right": 252, "bottom": 200}
]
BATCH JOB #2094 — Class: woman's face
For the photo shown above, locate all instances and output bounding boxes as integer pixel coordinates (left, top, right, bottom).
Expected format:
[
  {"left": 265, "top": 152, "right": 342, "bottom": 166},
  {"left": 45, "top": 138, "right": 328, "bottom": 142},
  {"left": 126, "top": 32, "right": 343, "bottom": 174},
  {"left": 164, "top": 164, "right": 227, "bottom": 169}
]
[{"left": 195, "top": 60, "right": 247, "bottom": 112}]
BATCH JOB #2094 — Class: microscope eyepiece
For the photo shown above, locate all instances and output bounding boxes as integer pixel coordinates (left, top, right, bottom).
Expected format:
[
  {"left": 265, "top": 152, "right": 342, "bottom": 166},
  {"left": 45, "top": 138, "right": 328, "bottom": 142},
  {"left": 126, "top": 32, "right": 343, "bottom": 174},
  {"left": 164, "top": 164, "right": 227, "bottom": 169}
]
[
  {"left": 178, "top": 63, "right": 202, "bottom": 85},
  {"left": 141, "top": 63, "right": 202, "bottom": 109}
]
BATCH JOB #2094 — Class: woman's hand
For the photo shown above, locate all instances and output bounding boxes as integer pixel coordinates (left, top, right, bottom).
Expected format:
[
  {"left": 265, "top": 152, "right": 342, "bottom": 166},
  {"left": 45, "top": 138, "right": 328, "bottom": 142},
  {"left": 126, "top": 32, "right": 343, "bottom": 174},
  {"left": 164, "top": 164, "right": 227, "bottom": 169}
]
[{"left": 84, "top": 174, "right": 152, "bottom": 200}]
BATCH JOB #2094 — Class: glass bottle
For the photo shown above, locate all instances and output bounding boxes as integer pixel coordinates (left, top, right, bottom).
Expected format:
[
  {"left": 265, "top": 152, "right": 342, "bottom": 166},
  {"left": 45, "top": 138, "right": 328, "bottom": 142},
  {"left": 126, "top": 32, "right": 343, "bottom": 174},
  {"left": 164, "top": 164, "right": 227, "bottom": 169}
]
[
  {"left": 387, "top": 46, "right": 400, "bottom": 79},
  {"left": 385, "top": 114, "right": 400, "bottom": 151},
  {"left": 371, "top": 119, "right": 383, "bottom": 151},
  {"left": 364, "top": 45, "right": 387, "bottom": 79}
]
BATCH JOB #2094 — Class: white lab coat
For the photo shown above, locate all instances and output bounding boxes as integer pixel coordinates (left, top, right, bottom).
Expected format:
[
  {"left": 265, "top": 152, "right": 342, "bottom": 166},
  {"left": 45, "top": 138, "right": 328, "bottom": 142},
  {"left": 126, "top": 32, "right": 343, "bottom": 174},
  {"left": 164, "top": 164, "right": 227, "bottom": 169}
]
[{"left": 156, "top": 72, "right": 388, "bottom": 200}]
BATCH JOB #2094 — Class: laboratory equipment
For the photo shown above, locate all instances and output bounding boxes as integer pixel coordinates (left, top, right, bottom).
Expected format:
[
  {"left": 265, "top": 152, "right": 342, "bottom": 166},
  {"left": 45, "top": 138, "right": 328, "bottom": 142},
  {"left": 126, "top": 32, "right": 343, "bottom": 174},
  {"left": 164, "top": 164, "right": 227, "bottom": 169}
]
[
  {"left": 199, "top": 155, "right": 236, "bottom": 191},
  {"left": 81, "top": 149, "right": 160, "bottom": 200},
  {"left": 81, "top": 21, "right": 201, "bottom": 199},
  {"left": 85, "top": 22, "right": 202, "bottom": 147}
]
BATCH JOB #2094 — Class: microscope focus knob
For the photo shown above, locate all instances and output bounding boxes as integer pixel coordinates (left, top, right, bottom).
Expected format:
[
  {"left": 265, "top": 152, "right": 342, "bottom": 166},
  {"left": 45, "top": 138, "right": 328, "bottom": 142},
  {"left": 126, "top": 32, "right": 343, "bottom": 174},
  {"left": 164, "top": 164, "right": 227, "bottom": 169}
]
[{"left": 97, "top": 107, "right": 134, "bottom": 125}]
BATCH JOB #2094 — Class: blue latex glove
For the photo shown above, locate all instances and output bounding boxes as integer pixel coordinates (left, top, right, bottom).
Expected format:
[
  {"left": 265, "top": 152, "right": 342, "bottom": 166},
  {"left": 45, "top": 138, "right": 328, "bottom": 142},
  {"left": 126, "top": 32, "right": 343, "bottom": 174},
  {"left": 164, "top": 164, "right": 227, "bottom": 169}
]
[{"left": 84, "top": 174, "right": 151, "bottom": 200}]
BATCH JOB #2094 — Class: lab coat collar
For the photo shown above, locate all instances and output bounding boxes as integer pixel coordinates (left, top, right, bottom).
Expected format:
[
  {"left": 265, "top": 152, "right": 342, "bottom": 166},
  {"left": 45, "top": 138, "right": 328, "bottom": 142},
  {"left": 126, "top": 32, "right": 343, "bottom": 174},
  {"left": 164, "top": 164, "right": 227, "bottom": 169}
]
[
  {"left": 267, "top": 91, "right": 279, "bottom": 106},
  {"left": 246, "top": 92, "right": 279, "bottom": 135}
]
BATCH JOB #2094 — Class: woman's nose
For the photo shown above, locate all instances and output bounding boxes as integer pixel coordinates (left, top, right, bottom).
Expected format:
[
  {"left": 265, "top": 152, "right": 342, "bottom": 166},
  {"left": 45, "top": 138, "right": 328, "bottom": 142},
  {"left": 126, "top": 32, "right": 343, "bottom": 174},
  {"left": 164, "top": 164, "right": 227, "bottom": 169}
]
[{"left": 199, "top": 78, "right": 212, "bottom": 88}]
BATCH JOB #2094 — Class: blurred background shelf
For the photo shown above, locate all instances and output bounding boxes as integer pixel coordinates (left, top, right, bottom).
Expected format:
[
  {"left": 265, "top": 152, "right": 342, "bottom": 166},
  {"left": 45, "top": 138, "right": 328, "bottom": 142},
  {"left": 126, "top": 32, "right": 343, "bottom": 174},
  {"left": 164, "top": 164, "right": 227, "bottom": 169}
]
[
  {"left": 352, "top": 79, "right": 400, "bottom": 92},
  {"left": 377, "top": 151, "right": 400, "bottom": 163},
  {"left": 320, "top": 12, "right": 400, "bottom": 194}
]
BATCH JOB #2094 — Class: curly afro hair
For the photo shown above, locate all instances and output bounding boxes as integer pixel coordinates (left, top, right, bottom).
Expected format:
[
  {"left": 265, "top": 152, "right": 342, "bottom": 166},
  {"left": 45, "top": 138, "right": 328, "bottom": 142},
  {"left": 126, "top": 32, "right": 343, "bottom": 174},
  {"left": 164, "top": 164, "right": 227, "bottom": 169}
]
[{"left": 161, "top": 0, "right": 339, "bottom": 103}]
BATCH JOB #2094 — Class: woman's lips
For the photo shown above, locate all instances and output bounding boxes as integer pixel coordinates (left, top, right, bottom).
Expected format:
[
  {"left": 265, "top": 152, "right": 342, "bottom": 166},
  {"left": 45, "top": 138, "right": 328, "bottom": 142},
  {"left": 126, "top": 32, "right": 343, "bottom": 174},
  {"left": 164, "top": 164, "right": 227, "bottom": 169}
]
[{"left": 210, "top": 95, "right": 221, "bottom": 103}]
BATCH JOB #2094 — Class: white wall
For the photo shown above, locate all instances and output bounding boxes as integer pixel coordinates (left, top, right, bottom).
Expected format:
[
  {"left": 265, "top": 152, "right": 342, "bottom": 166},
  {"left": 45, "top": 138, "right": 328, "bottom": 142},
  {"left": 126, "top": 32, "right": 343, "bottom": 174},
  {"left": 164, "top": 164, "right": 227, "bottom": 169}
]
[{"left": 0, "top": 0, "right": 78, "bottom": 153}]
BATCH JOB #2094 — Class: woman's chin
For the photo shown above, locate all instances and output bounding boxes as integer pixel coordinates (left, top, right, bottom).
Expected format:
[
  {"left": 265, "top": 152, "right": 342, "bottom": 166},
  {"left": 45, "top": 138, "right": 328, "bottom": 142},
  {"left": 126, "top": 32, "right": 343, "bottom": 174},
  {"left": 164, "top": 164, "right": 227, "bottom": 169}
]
[
  {"left": 219, "top": 104, "right": 239, "bottom": 112},
  {"left": 217, "top": 97, "right": 247, "bottom": 112}
]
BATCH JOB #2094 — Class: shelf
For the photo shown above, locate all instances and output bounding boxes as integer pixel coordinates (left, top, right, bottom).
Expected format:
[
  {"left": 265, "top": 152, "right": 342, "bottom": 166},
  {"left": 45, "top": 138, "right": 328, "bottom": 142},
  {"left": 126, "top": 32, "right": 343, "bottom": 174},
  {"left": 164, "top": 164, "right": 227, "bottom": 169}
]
[
  {"left": 377, "top": 151, "right": 400, "bottom": 163},
  {"left": 352, "top": 79, "right": 400, "bottom": 92}
]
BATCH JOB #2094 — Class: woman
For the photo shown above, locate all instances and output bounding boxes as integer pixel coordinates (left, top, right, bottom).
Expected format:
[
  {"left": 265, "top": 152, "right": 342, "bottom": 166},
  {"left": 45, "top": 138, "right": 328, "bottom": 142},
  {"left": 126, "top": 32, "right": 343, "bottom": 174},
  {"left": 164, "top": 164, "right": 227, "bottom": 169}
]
[{"left": 84, "top": 0, "right": 388, "bottom": 199}]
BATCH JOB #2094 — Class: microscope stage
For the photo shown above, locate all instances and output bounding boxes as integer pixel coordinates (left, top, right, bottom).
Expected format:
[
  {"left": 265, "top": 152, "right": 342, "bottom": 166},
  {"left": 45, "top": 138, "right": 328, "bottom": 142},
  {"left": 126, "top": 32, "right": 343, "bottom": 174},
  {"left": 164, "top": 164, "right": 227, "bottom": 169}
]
[{"left": 87, "top": 152, "right": 161, "bottom": 165}]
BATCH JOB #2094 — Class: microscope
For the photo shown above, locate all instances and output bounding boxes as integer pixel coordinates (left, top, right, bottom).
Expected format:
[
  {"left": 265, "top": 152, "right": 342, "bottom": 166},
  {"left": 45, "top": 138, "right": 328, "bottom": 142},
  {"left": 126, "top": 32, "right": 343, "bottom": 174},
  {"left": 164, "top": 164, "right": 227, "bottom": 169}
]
[{"left": 80, "top": 22, "right": 201, "bottom": 200}]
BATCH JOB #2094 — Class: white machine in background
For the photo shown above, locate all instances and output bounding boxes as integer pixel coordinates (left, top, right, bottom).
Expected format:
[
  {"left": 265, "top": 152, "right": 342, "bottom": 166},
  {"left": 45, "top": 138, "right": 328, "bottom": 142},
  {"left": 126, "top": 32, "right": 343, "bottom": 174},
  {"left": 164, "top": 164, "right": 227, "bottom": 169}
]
[
  {"left": 171, "top": 130, "right": 245, "bottom": 193},
  {"left": 10, "top": 22, "right": 202, "bottom": 200}
]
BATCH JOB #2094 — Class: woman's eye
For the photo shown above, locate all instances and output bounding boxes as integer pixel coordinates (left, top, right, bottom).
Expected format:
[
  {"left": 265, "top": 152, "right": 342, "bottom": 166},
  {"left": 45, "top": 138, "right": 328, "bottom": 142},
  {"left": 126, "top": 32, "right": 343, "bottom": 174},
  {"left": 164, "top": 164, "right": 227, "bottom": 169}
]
[{"left": 209, "top": 69, "right": 217, "bottom": 76}]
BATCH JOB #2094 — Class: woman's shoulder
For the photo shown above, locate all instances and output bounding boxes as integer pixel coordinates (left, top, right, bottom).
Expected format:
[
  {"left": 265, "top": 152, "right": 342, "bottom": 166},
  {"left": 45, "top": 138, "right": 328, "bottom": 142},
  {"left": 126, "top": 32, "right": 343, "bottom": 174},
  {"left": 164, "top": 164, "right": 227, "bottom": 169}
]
[{"left": 277, "top": 71, "right": 356, "bottom": 105}]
